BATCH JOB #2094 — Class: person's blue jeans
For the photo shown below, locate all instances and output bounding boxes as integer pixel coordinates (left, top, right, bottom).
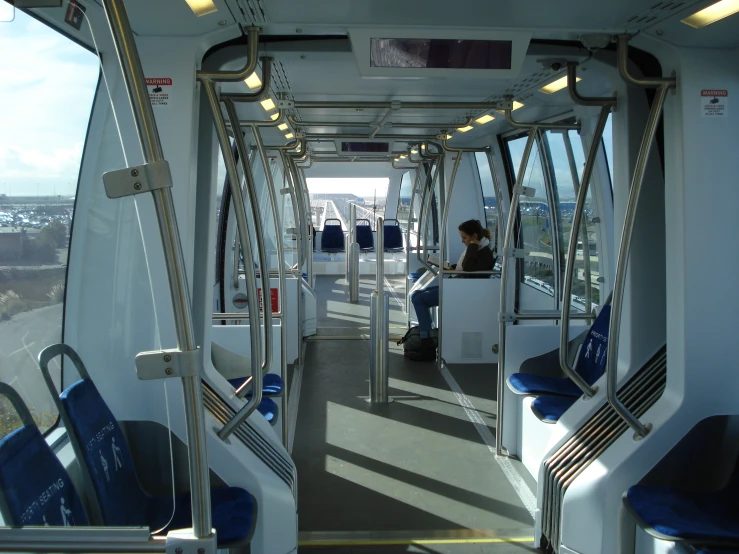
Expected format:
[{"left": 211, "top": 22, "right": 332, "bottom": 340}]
[{"left": 410, "top": 286, "right": 439, "bottom": 338}]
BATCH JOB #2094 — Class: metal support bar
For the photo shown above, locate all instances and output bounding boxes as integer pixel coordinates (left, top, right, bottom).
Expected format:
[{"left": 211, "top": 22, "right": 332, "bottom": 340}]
[
  {"left": 100, "top": 0, "right": 212, "bottom": 539},
  {"left": 294, "top": 100, "right": 510, "bottom": 110},
  {"left": 369, "top": 104, "right": 398, "bottom": 138},
  {"left": 197, "top": 27, "right": 260, "bottom": 82},
  {"left": 348, "top": 204, "right": 359, "bottom": 302},
  {"left": 221, "top": 57, "right": 272, "bottom": 102},
  {"left": 606, "top": 84, "right": 670, "bottom": 439},
  {"left": 511, "top": 311, "right": 594, "bottom": 321},
  {"left": 289, "top": 115, "right": 475, "bottom": 130},
  {"left": 617, "top": 35, "right": 676, "bottom": 88},
  {"left": 224, "top": 100, "right": 273, "bottom": 398},
  {"left": 201, "top": 80, "right": 262, "bottom": 442},
  {"left": 567, "top": 62, "right": 618, "bottom": 106},
  {"left": 251, "top": 125, "right": 291, "bottom": 448},
  {"left": 0, "top": 528, "right": 165, "bottom": 553},
  {"left": 369, "top": 219, "right": 390, "bottom": 403},
  {"left": 305, "top": 133, "right": 439, "bottom": 140},
  {"left": 419, "top": 156, "right": 443, "bottom": 274},
  {"left": 496, "top": 129, "right": 537, "bottom": 457},
  {"left": 437, "top": 151, "right": 464, "bottom": 369}
]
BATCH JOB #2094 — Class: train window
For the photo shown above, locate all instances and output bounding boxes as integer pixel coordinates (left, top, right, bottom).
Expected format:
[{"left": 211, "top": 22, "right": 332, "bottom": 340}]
[
  {"left": 475, "top": 152, "right": 498, "bottom": 239},
  {"left": 603, "top": 113, "right": 614, "bottom": 188},
  {"left": 544, "top": 129, "right": 600, "bottom": 311},
  {"left": 396, "top": 171, "right": 413, "bottom": 229},
  {"left": 0, "top": 11, "right": 99, "bottom": 438},
  {"left": 506, "top": 134, "right": 555, "bottom": 295}
]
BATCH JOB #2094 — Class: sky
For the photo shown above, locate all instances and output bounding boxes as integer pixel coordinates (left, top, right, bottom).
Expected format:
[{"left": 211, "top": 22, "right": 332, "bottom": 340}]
[{"left": 0, "top": 7, "right": 100, "bottom": 196}]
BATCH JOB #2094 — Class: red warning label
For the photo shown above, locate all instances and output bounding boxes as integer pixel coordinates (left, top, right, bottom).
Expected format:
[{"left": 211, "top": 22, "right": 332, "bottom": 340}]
[
  {"left": 145, "top": 78, "right": 172, "bottom": 108},
  {"left": 257, "top": 288, "right": 279, "bottom": 313},
  {"left": 701, "top": 89, "right": 728, "bottom": 118}
]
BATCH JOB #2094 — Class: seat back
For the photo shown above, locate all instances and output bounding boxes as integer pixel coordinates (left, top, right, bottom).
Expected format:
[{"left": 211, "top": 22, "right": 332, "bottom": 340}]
[
  {"left": 321, "top": 219, "right": 345, "bottom": 252},
  {"left": 0, "top": 383, "right": 88, "bottom": 527},
  {"left": 60, "top": 378, "right": 150, "bottom": 526},
  {"left": 355, "top": 219, "right": 374, "bottom": 251},
  {"left": 383, "top": 219, "right": 403, "bottom": 251},
  {"left": 573, "top": 304, "right": 612, "bottom": 386}
]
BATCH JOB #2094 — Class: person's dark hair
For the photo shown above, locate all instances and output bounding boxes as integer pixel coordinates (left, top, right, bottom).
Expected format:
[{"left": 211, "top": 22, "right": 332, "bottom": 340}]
[{"left": 458, "top": 219, "right": 491, "bottom": 240}]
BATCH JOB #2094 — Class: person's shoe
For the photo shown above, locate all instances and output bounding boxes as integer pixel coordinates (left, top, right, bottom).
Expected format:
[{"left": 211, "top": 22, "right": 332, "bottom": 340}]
[{"left": 406, "top": 337, "right": 437, "bottom": 362}]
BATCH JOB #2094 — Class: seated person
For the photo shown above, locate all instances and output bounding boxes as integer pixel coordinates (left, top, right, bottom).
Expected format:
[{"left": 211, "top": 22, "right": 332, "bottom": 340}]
[{"left": 409, "top": 219, "right": 495, "bottom": 361}]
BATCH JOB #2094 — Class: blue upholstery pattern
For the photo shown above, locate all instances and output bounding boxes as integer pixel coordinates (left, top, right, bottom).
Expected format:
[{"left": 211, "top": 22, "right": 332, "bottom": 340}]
[
  {"left": 0, "top": 425, "right": 89, "bottom": 526},
  {"left": 531, "top": 396, "right": 577, "bottom": 423},
  {"left": 60, "top": 378, "right": 255, "bottom": 544},
  {"left": 507, "top": 305, "right": 611, "bottom": 397},
  {"left": 625, "top": 484, "right": 739, "bottom": 543},
  {"left": 321, "top": 220, "right": 345, "bottom": 252},
  {"left": 355, "top": 224, "right": 374, "bottom": 251},
  {"left": 383, "top": 222, "right": 404, "bottom": 252},
  {"left": 257, "top": 397, "right": 278, "bottom": 423}
]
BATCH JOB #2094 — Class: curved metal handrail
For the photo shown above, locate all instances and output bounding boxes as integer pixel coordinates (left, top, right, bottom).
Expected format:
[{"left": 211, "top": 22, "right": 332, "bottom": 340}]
[
  {"left": 504, "top": 96, "right": 581, "bottom": 131},
  {"left": 567, "top": 62, "right": 618, "bottom": 107},
  {"left": 618, "top": 35, "right": 676, "bottom": 88},
  {"left": 496, "top": 128, "right": 537, "bottom": 456},
  {"left": 197, "top": 27, "right": 260, "bottom": 82},
  {"left": 559, "top": 105, "right": 612, "bottom": 399},
  {"left": 221, "top": 57, "right": 272, "bottom": 102},
  {"left": 605, "top": 84, "right": 670, "bottom": 439}
]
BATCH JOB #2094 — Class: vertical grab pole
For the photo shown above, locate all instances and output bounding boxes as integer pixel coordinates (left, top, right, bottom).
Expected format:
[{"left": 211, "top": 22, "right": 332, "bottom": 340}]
[
  {"left": 349, "top": 204, "right": 360, "bottom": 303},
  {"left": 369, "top": 218, "right": 389, "bottom": 404},
  {"left": 436, "top": 152, "right": 464, "bottom": 367},
  {"left": 100, "top": 0, "right": 212, "bottom": 538},
  {"left": 224, "top": 100, "right": 272, "bottom": 399},
  {"left": 496, "top": 129, "right": 537, "bottom": 457},
  {"left": 346, "top": 202, "right": 355, "bottom": 280},
  {"left": 252, "top": 126, "right": 290, "bottom": 448}
]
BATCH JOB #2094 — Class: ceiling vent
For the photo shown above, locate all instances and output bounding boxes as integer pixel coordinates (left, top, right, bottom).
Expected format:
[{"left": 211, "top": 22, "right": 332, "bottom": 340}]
[
  {"left": 616, "top": 0, "right": 704, "bottom": 31},
  {"left": 234, "top": 0, "right": 267, "bottom": 25}
]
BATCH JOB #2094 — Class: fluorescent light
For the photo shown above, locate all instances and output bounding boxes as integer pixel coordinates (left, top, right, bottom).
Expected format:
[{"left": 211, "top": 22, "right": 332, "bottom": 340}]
[
  {"left": 421, "top": 144, "right": 426, "bottom": 150},
  {"left": 496, "top": 101, "right": 524, "bottom": 114},
  {"left": 445, "top": 134, "right": 453, "bottom": 139},
  {"left": 278, "top": 123, "right": 288, "bottom": 131},
  {"left": 457, "top": 125, "right": 473, "bottom": 132},
  {"left": 539, "top": 76, "right": 580, "bottom": 94},
  {"left": 682, "top": 0, "right": 739, "bottom": 27},
  {"left": 411, "top": 149, "right": 418, "bottom": 154},
  {"left": 475, "top": 114, "right": 495, "bottom": 125},
  {"left": 260, "top": 98, "right": 276, "bottom": 111},
  {"left": 244, "top": 72, "right": 262, "bottom": 90},
  {"left": 184, "top": 0, "right": 218, "bottom": 16},
  {"left": 296, "top": 144, "right": 302, "bottom": 153},
  {"left": 400, "top": 155, "right": 407, "bottom": 159},
  {"left": 270, "top": 113, "right": 280, "bottom": 121},
  {"left": 285, "top": 133, "right": 294, "bottom": 139}
]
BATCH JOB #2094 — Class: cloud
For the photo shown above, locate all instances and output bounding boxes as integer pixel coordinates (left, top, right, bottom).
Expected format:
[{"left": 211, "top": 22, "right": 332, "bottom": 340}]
[{"left": 0, "top": 10, "right": 99, "bottom": 195}]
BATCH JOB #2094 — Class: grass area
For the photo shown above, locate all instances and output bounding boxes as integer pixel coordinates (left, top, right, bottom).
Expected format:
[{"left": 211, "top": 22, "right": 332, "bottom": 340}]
[{"left": 0, "top": 268, "right": 65, "bottom": 320}]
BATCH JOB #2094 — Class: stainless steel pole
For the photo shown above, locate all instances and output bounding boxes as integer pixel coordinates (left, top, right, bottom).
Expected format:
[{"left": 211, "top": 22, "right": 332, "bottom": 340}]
[
  {"left": 496, "top": 129, "right": 537, "bottom": 457},
  {"left": 203, "top": 80, "right": 263, "bottom": 442},
  {"left": 369, "top": 218, "right": 389, "bottom": 403},
  {"left": 606, "top": 85, "right": 670, "bottom": 439},
  {"left": 252, "top": 126, "right": 290, "bottom": 448},
  {"left": 100, "top": 0, "right": 212, "bottom": 537},
  {"left": 349, "top": 204, "right": 360, "bottom": 303},
  {"left": 224, "top": 100, "right": 273, "bottom": 400}
]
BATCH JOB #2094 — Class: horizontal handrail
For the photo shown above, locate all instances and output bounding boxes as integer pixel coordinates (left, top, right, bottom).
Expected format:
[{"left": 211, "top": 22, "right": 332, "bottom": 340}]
[
  {"left": 0, "top": 527, "right": 164, "bottom": 553},
  {"left": 213, "top": 313, "right": 283, "bottom": 320},
  {"left": 507, "top": 311, "right": 594, "bottom": 321},
  {"left": 442, "top": 270, "right": 501, "bottom": 276}
]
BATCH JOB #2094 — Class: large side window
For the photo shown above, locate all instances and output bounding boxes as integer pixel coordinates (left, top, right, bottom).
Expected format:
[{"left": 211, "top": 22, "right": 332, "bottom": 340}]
[
  {"left": 507, "top": 134, "right": 555, "bottom": 297},
  {"left": 0, "top": 11, "right": 99, "bottom": 437},
  {"left": 475, "top": 152, "right": 498, "bottom": 244},
  {"left": 603, "top": 113, "right": 614, "bottom": 190},
  {"left": 396, "top": 171, "right": 413, "bottom": 229}
]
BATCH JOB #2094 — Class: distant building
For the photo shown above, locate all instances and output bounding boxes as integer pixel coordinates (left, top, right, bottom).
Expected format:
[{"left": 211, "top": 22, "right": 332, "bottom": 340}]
[{"left": 0, "top": 231, "right": 24, "bottom": 261}]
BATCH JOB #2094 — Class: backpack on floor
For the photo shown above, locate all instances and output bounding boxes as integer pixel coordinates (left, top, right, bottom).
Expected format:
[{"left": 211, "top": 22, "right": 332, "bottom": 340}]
[{"left": 397, "top": 326, "right": 422, "bottom": 353}]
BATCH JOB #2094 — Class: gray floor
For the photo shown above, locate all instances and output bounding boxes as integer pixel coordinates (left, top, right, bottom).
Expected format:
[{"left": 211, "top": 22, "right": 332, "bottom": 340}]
[{"left": 295, "top": 277, "right": 535, "bottom": 551}]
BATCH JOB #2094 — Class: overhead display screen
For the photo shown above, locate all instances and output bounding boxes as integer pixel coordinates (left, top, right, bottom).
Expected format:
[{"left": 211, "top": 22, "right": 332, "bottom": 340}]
[
  {"left": 341, "top": 142, "right": 389, "bottom": 153},
  {"left": 370, "top": 38, "right": 512, "bottom": 69}
]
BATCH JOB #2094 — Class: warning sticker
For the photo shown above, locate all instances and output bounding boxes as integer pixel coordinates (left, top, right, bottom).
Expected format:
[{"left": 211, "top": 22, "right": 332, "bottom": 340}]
[
  {"left": 701, "top": 89, "right": 728, "bottom": 118},
  {"left": 257, "top": 288, "right": 279, "bottom": 313},
  {"left": 146, "top": 78, "right": 172, "bottom": 108}
]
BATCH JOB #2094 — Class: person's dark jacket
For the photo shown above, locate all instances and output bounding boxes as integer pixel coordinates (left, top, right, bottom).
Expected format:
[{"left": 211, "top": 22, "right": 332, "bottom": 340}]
[{"left": 458, "top": 244, "right": 495, "bottom": 278}]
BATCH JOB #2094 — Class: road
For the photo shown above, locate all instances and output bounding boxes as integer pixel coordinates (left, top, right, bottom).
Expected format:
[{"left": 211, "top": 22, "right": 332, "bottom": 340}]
[{"left": 0, "top": 304, "right": 63, "bottom": 422}]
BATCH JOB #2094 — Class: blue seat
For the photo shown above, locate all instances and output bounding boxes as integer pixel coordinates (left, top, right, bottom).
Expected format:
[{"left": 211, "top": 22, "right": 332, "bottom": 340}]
[
  {"left": 530, "top": 395, "right": 577, "bottom": 424},
  {"left": 0, "top": 383, "right": 89, "bottom": 527},
  {"left": 38, "top": 344, "right": 256, "bottom": 546},
  {"left": 507, "top": 304, "right": 611, "bottom": 398},
  {"left": 228, "top": 373, "right": 284, "bottom": 396},
  {"left": 409, "top": 272, "right": 424, "bottom": 282},
  {"left": 383, "top": 219, "right": 404, "bottom": 252},
  {"left": 321, "top": 219, "right": 345, "bottom": 252},
  {"left": 624, "top": 483, "right": 739, "bottom": 547},
  {"left": 355, "top": 219, "right": 374, "bottom": 252}
]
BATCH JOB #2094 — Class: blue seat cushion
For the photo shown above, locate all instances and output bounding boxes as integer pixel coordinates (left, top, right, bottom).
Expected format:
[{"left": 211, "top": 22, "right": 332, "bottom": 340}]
[
  {"left": 625, "top": 484, "right": 739, "bottom": 543},
  {"left": 321, "top": 225, "right": 345, "bottom": 252},
  {"left": 228, "top": 373, "right": 283, "bottom": 396},
  {"left": 355, "top": 225, "right": 374, "bottom": 251},
  {"left": 507, "top": 373, "right": 582, "bottom": 397},
  {"left": 150, "top": 486, "right": 255, "bottom": 544},
  {"left": 383, "top": 225, "right": 403, "bottom": 251},
  {"left": 0, "top": 425, "right": 89, "bottom": 526},
  {"left": 61, "top": 378, "right": 255, "bottom": 545},
  {"left": 531, "top": 396, "right": 577, "bottom": 423},
  {"left": 258, "top": 397, "right": 278, "bottom": 423}
]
